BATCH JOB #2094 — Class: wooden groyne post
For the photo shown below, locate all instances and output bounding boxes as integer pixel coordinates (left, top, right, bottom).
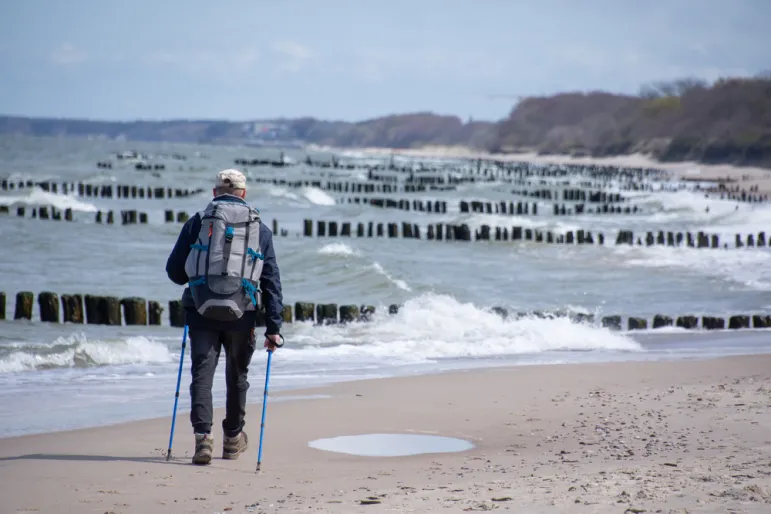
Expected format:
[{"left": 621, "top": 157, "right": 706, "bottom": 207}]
[
  {"left": 121, "top": 297, "right": 148, "bottom": 325},
  {"left": 38, "top": 292, "right": 60, "bottom": 323},
  {"left": 14, "top": 291, "right": 33, "bottom": 320},
  {"left": 61, "top": 294, "right": 84, "bottom": 323}
]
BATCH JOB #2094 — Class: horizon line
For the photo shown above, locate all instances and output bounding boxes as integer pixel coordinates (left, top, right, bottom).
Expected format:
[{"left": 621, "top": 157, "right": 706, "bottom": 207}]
[{"left": 0, "top": 111, "right": 505, "bottom": 125}]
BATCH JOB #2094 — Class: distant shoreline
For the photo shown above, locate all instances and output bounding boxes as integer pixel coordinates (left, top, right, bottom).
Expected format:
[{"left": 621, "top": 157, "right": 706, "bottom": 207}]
[{"left": 339, "top": 144, "right": 771, "bottom": 195}]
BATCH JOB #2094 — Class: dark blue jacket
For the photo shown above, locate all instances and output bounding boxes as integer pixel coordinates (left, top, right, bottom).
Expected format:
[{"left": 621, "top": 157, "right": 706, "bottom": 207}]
[{"left": 165, "top": 195, "right": 284, "bottom": 335}]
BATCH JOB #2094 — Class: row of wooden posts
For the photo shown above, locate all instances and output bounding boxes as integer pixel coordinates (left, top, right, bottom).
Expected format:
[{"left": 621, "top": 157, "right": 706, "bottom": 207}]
[
  {"left": 300, "top": 219, "right": 769, "bottom": 249},
  {"left": 326, "top": 157, "right": 766, "bottom": 202},
  {"left": 356, "top": 159, "right": 766, "bottom": 201},
  {"left": 295, "top": 156, "right": 673, "bottom": 183},
  {"left": 703, "top": 186, "right": 769, "bottom": 203},
  {"left": 340, "top": 197, "right": 449, "bottom": 214},
  {"left": 133, "top": 163, "right": 166, "bottom": 171},
  {"left": 363, "top": 168, "right": 641, "bottom": 195},
  {"left": 3, "top": 292, "right": 166, "bottom": 326},
  {"left": 460, "top": 200, "right": 642, "bottom": 216},
  {"left": 0, "top": 179, "right": 204, "bottom": 199},
  {"left": 329, "top": 165, "right": 764, "bottom": 204},
  {"left": 4, "top": 205, "right": 155, "bottom": 225},
  {"left": 234, "top": 157, "right": 291, "bottom": 167},
  {"left": 10, "top": 175, "right": 758, "bottom": 215},
  {"left": 366, "top": 170, "right": 503, "bottom": 187},
  {"left": 5, "top": 158, "right": 765, "bottom": 213},
  {"left": 4, "top": 205, "right": 199, "bottom": 226},
  {"left": 362, "top": 165, "right": 666, "bottom": 194},
  {"left": 510, "top": 188, "right": 626, "bottom": 203},
  {"left": 0, "top": 291, "right": 378, "bottom": 327},
  {"left": 350, "top": 196, "right": 625, "bottom": 218},
  {"left": 260, "top": 173, "right": 763, "bottom": 206},
  {"left": 3, "top": 205, "right": 767, "bottom": 250},
  {"left": 363, "top": 167, "right": 653, "bottom": 197},
  {"left": 249, "top": 176, "right": 456, "bottom": 193},
  {"left": 327, "top": 157, "right": 674, "bottom": 194},
  {"left": 3, "top": 206, "right": 288, "bottom": 235},
  {"left": 2, "top": 291, "right": 768, "bottom": 332},
  {"left": 97, "top": 161, "right": 167, "bottom": 171},
  {"left": 230, "top": 150, "right": 768, "bottom": 210}
]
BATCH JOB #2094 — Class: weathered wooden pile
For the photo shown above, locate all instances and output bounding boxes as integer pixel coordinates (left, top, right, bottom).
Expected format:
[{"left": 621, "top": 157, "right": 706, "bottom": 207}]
[
  {"left": 0, "top": 179, "right": 203, "bottom": 199},
  {"left": 296, "top": 218, "right": 767, "bottom": 249}
]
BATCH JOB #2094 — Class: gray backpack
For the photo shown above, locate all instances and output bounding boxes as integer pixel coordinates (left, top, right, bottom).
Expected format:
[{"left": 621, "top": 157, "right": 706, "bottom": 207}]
[{"left": 184, "top": 197, "right": 264, "bottom": 321}]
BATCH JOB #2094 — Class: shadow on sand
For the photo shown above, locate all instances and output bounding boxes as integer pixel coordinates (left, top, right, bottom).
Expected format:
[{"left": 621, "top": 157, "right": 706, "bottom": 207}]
[
  {"left": 0, "top": 453, "right": 188, "bottom": 466},
  {"left": 0, "top": 453, "right": 262, "bottom": 475}
]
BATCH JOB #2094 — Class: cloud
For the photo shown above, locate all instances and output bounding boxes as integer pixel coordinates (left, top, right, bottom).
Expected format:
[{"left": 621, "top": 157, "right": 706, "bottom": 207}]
[
  {"left": 352, "top": 58, "right": 385, "bottom": 83},
  {"left": 50, "top": 43, "right": 88, "bottom": 66},
  {"left": 146, "top": 47, "right": 259, "bottom": 74},
  {"left": 330, "top": 46, "right": 499, "bottom": 84},
  {"left": 552, "top": 45, "right": 609, "bottom": 71},
  {"left": 231, "top": 48, "right": 260, "bottom": 72},
  {"left": 271, "top": 41, "right": 313, "bottom": 73}
]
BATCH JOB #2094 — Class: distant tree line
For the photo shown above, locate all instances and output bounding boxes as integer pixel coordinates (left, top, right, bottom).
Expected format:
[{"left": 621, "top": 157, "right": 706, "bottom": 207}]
[{"left": 491, "top": 72, "right": 771, "bottom": 167}]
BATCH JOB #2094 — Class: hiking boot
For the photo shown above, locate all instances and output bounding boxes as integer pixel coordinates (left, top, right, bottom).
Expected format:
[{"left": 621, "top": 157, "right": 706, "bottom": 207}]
[
  {"left": 222, "top": 431, "right": 248, "bottom": 460},
  {"left": 193, "top": 433, "right": 214, "bottom": 465}
]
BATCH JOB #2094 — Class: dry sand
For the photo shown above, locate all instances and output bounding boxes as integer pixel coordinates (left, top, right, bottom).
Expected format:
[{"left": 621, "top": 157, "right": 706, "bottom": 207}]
[
  {"left": 346, "top": 145, "right": 771, "bottom": 196},
  {"left": 2, "top": 355, "right": 770, "bottom": 513}
]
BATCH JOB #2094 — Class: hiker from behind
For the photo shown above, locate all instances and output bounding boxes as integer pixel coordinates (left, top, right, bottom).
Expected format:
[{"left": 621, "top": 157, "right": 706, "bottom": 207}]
[{"left": 165, "top": 168, "right": 284, "bottom": 465}]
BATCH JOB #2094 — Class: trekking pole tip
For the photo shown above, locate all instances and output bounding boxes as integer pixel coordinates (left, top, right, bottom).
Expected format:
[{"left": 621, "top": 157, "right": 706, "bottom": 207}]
[{"left": 165, "top": 450, "right": 172, "bottom": 461}]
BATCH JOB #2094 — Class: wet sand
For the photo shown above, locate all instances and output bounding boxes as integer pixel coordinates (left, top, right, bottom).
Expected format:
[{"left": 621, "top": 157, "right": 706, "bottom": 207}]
[{"left": 1, "top": 355, "right": 770, "bottom": 513}]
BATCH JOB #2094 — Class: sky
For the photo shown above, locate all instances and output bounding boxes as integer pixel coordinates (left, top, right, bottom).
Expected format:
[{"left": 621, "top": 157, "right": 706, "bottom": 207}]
[{"left": 0, "top": 0, "right": 768, "bottom": 122}]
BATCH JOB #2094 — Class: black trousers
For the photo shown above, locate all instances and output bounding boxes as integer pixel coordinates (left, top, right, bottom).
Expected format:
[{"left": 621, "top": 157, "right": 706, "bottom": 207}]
[{"left": 188, "top": 327, "right": 257, "bottom": 438}]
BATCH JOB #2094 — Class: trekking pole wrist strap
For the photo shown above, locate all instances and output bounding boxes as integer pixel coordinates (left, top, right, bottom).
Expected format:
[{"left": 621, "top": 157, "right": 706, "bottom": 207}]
[{"left": 269, "top": 334, "right": 285, "bottom": 347}]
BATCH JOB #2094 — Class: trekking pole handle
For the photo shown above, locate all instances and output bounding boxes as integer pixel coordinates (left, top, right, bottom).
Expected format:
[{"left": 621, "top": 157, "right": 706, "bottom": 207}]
[{"left": 266, "top": 333, "right": 284, "bottom": 349}]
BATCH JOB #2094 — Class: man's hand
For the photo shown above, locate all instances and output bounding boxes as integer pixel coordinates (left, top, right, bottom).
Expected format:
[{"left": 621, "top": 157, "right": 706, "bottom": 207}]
[{"left": 264, "top": 334, "right": 283, "bottom": 352}]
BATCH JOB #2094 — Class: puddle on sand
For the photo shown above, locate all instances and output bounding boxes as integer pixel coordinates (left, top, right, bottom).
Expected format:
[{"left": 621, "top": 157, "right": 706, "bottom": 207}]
[{"left": 307, "top": 433, "right": 474, "bottom": 457}]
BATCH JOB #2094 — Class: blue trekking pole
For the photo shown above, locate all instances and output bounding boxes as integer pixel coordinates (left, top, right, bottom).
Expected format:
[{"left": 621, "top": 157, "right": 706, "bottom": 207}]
[
  {"left": 166, "top": 324, "right": 188, "bottom": 461},
  {"left": 255, "top": 348, "right": 274, "bottom": 472}
]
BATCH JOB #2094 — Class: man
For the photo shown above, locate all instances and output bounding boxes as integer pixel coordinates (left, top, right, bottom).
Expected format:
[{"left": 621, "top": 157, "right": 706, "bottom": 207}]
[{"left": 165, "top": 168, "right": 284, "bottom": 465}]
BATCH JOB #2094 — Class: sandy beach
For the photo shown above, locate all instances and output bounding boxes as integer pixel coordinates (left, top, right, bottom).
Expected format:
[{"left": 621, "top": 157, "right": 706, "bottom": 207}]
[{"left": 1, "top": 355, "right": 770, "bottom": 513}]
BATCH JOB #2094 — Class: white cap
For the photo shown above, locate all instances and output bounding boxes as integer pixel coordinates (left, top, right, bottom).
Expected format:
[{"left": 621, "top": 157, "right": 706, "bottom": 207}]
[{"left": 215, "top": 168, "right": 247, "bottom": 190}]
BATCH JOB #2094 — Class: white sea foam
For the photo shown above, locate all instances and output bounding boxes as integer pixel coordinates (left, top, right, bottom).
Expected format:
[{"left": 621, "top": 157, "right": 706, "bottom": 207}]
[
  {"left": 462, "top": 213, "right": 584, "bottom": 233},
  {"left": 301, "top": 187, "right": 336, "bottom": 206},
  {"left": 635, "top": 190, "right": 771, "bottom": 235},
  {"left": 0, "top": 188, "right": 98, "bottom": 212},
  {"left": 636, "top": 190, "right": 735, "bottom": 223},
  {"left": 315, "top": 244, "right": 410, "bottom": 289},
  {"left": 267, "top": 185, "right": 300, "bottom": 201},
  {"left": 267, "top": 185, "right": 336, "bottom": 206},
  {"left": 338, "top": 149, "right": 367, "bottom": 159},
  {"left": 80, "top": 174, "right": 118, "bottom": 184},
  {"left": 614, "top": 245, "right": 771, "bottom": 290},
  {"left": 372, "top": 262, "right": 411, "bottom": 291},
  {"left": 282, "top": 293, "right": 640, "bottom": 363},
  {"left": 0, "top": 334, "right": 173, "bottom": 374},
  {"left": 697, "top": 203, "right": 771, "bottom": 237},
  {"left": 318, "top": 242, "right": 359, "bottom": 256}
]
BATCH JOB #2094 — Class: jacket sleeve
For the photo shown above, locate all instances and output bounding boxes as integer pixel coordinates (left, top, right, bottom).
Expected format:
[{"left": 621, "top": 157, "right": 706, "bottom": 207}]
[
  {"left": 259, "top": 225, "right": 284, "bottom": 336},
  {"left": 166, "top": 214, "right": 200, "bottom": 286}
]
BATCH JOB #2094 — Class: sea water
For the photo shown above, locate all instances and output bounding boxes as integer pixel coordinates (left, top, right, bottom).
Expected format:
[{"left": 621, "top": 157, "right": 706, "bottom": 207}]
[{"left": 1, "top": 134, "right": 770, "bottom": 438}]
